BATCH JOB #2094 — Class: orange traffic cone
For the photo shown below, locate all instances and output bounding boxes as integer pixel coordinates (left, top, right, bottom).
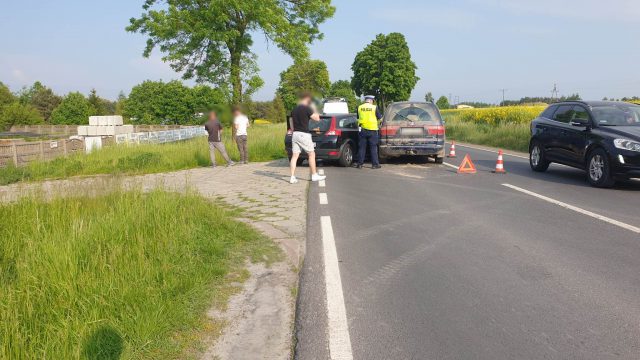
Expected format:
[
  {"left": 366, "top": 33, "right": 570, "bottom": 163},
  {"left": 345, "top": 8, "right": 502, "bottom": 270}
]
[
  {"left": 492, "top": 150, "right": 507, "bottom": 174},
  {"left": 448, "top": 142, "right": 457, "bottom": 158},
  {"left": 457, "top": 154, "right": 477, "bottom": 174}
]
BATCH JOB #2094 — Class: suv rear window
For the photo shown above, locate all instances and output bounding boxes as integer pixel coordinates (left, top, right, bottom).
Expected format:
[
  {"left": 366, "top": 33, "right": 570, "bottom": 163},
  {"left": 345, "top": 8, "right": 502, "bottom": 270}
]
[
  {"left": 309, "top": 117, "right": 332, "bottom": 132},
  {"left": 386, "top": 103, "right": 441, "bottom": 124}
]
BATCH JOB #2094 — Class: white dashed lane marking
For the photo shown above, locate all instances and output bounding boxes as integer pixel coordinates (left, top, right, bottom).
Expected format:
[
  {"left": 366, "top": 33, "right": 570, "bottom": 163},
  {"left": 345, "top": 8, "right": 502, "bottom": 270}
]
[
  {"left": 319, "top": 180, "right": 326, "bottom": 187},
  {"left": 320, "top": 216, "right": 353, "bottom": 360},
  {"left": 319, "top": 169, "right": 325, "bottom": 175},
  {"left": 319, "top": 193, "right": 328, "bottom": 205}
]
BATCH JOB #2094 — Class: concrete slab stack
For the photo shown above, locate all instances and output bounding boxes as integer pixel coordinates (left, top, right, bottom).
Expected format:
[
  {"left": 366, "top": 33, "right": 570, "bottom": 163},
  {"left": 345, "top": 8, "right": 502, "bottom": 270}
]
[{"left": 77, "top": 116, "right": 132, "bottom": 137}]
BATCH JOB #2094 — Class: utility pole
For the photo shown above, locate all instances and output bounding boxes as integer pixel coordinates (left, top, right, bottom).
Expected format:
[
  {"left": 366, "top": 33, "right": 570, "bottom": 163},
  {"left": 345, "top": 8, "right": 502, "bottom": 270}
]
[
  {"left": 499, "top": 89, "right": 507, "bottom": 106},
  {"left": 551, "top": 83, "right": 559, "bottom": 101}
]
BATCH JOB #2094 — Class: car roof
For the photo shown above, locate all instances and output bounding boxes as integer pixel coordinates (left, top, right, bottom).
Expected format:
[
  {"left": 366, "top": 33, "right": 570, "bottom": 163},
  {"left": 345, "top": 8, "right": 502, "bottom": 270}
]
[
  {"left": 551, "top": 100, "right": 636, "bottom": 107},
  {"left": 388, "top": 101, "right": 434, "bottom": 106}
]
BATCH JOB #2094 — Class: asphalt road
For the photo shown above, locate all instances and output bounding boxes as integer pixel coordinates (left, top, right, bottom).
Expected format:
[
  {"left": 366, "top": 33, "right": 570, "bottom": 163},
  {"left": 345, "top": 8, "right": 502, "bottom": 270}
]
[{"left": 295, "top": 143, "right": 640, "bottom": 360}]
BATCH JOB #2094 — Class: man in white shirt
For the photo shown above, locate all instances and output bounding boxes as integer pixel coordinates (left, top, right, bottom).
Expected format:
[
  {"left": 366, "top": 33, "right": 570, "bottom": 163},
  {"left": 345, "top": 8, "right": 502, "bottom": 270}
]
[{"left": 233, "top": 106, "right": 250, "bottom": 164}]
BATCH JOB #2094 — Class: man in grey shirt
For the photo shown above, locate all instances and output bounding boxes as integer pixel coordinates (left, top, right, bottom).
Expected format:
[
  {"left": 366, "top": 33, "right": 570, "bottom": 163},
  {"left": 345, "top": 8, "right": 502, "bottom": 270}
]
[{"left": 205, "top": 111, "right": 234, "bottom": 168}]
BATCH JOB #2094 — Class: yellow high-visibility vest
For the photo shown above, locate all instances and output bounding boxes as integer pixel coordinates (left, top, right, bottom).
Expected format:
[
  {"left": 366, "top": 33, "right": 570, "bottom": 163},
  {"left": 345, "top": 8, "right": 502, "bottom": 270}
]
[{"left": 358, "top": 103, "right": 379, "bottom": 131}]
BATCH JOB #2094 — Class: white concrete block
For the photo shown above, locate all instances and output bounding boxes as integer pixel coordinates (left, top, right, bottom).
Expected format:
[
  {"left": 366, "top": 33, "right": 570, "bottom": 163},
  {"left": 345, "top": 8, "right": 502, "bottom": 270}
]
[
  {"left": 113, "top": 116, "right": 124, "bottom": 126},
  {"left": 98, "top": 117, "right": 108, "bottom": 126},
  {"left": 77, "top": 126, "right": 89, "bottom": 136},
  {"left": 89, "top": 116, "right": 99, "bottom": 126},
  {"left": 116, "top": 125, "right": 134, "bottom": 134},
  {"left": 87, "top": 126, "right": 98, "bottom": 136}
]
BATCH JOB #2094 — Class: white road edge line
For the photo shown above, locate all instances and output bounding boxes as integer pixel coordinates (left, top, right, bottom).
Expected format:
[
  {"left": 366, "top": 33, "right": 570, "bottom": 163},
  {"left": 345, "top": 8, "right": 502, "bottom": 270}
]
[
  {"left": 319, "top": 169, "right": 325, "bottom": 175},
  {"left": 443, "top": 162, "right": 459, "bottom": 170},
  {"left": 319, "top": 180, "right": 326, "bottom": 188},
  {"left": 449, "top": 142, "right": 528, "bottom": 160},
  {"left": 321, "top": 216, "right": 354, "bottom": 360},
  {"left": 319, "top": 193, "right": 328, "bottom": 205},
  {"left": 502, "top": 183, "right": 640, "bottom": 234}
]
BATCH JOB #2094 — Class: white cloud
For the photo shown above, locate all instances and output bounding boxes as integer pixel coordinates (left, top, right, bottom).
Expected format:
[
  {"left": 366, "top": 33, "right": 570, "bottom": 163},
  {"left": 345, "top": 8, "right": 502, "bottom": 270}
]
[
  {"left": 477, "top": 0, "right": 640, "bottom": 22},
  {"left": 11, "top": 69, "right": 27, "bottom": 82}
]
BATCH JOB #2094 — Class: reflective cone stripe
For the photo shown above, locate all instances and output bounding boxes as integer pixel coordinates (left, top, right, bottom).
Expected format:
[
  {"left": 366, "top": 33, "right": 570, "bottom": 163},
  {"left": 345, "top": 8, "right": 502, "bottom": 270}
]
[
  {"left": 493, "top": 150, "right": 507, "bottom": 174},
  {"left": 448, "top": 142, "right": 457, "bottom": 158}
]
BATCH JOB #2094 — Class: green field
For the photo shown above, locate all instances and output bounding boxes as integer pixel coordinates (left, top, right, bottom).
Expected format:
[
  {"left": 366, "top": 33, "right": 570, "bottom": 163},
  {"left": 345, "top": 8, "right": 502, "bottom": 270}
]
[
  {"left": 442, "top": 106, "right": 544, "bottom": 152},
  {"left": 0, "top": 189, "right": 280, "bottom": 359},
  {"left": 0, "top": 123, "right": 286, "bottom": 186}
]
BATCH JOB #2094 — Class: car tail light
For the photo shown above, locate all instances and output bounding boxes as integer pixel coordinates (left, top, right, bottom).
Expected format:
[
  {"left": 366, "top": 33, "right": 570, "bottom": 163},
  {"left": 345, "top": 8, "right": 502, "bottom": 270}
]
[
  {"left": 328, "top": 151, "right": 339, "bottom": 156},
  {"left": 326, "top": 116, "right": 342, "bottom": 136},
  {"left": 426, "top": 125, "right": 445, "bottom": 136},
  {"left": 381, "top": 126, "right": 398, "bottom": 136}
]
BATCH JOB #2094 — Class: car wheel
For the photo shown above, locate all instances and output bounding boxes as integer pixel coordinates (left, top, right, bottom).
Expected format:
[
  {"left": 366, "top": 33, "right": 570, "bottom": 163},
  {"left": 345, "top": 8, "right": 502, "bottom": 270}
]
[
  {"left": 587, "top": 148, "right": 615, "bottom": 188},
  {"left": 529, "top": 141, "right": 550, "bottom": 172},
  {"left": 434, "top": 156, "right": 444, "bottom": 164},
  {"left": 338, "top": 144, "right": 354, "bottom": 167}
]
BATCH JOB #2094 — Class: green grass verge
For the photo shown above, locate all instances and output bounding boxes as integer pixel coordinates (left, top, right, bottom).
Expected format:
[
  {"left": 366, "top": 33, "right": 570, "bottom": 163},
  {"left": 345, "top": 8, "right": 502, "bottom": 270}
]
[
  {"left": 0, "top": 123, "right": 286, "bottom": 186},
  {"left": 0, "top": 189, "right": 280, "bottom": 359},
  {"left": 443, "top": 113, "right": 531, "bottom": 152}
]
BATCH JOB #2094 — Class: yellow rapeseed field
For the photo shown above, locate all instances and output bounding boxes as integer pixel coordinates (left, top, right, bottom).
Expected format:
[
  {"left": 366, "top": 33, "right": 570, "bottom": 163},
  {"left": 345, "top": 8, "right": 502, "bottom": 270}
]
[{"left": 441, "top": 106, "right": 546, "bottom": 125}]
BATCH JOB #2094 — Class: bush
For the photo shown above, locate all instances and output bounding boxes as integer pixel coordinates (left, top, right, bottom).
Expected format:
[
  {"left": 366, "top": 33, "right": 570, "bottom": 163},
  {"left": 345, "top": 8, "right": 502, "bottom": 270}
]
[
  {"left": 50, "top": 92, "right": 92, "bottom": 125},
  {"left": 0, "top": 102, "right": 44, "bottom": 131}
]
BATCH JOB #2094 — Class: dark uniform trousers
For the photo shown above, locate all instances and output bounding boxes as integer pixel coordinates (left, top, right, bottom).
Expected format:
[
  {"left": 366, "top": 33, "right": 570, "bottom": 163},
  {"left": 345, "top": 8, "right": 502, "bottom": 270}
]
[{"left": 358, "top": 129, "right": 380, "bottom": 166}]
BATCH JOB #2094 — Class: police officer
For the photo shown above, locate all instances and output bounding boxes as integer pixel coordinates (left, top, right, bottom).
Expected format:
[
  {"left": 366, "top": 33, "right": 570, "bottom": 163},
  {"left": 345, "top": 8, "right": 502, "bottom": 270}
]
[{"left": 356, "top": 95, "right": 383, "bottom": 169}]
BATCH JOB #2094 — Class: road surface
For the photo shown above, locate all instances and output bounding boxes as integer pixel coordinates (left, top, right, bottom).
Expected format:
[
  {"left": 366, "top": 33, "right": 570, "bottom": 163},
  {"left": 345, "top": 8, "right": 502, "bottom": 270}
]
[{"left": 295, "top": 143, "right": 640, "bottom": 360}]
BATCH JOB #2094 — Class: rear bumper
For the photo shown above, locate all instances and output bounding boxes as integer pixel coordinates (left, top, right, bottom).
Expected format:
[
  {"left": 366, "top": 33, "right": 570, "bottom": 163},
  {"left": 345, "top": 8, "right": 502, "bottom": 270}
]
[
  {"left": 285, "top": 148, "right": 341, "bottom": 160},
  {"left": 379, "top": 144, "right": 445, "bottom": 157}
]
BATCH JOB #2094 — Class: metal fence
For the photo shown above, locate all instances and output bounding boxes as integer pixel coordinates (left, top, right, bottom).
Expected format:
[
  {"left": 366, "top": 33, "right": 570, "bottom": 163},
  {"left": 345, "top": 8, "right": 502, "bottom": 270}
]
[
  {"left": 8, "top": 124, "right": 194, "bottom": 136},
  {"left": 0, "top": 139, "right": 85, "bottom": 167}
]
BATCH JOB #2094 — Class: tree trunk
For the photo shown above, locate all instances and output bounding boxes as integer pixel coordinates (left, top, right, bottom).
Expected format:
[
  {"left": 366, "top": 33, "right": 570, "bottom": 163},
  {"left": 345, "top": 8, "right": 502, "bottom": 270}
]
[{"left": 230, "top": 50, "right": 242, "bottom": 105}]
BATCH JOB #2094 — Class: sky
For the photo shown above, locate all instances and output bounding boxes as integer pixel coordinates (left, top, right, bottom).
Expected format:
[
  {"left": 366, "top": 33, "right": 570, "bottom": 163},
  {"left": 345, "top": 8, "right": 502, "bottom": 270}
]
[{"left": 1, "top": 0, "right": 639, "bottom": 104}]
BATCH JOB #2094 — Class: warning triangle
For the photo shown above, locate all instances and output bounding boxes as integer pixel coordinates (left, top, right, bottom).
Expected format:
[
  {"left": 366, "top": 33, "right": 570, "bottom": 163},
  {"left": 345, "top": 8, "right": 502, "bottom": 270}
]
[{"left": 457, "top": 154, "right": 477, "bottom": 174}]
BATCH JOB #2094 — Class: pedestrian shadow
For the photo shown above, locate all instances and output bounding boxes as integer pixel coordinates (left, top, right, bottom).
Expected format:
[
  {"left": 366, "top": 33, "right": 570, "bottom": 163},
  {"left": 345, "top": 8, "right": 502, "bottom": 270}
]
[
  {"left": 82, "top": 325, "right": 124, "bottom": 360},
  {"left": 253, "top": 170, "right": 292, "bottom": 183},
  {"left": 263, "top": 159, "right": 290, "bottom": 168}
]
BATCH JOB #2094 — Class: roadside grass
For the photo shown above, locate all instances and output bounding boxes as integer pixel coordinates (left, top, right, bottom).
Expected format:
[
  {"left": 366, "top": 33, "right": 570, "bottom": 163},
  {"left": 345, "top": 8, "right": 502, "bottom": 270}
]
[
  {"left": 442, "top": 109, "right": 535, "bottom": 153},
  {"left": 0, "top": 123, "right": 286, "bottom": 186},
  {"left": 0, "top": 189, "right": 280, "bottom": 359}
]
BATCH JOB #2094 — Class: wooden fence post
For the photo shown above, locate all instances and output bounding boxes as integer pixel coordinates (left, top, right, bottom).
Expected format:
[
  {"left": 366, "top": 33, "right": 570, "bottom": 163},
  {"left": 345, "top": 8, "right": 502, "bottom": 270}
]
[
  {"left": 39, "top": 141, "right": 45, "bottom": 160},
  {"left": 63, "top": 140, "right": 68, "bottom": 157},
  {"left": 12, "top": 144, "right": 18, "bottom": 166}
]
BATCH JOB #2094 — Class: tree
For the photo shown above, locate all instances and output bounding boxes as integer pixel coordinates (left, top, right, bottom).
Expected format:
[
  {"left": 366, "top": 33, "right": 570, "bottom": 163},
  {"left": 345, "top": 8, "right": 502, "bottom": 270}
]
[
  {"left": 351, "top": 33, "right": 419, "bottom": 109},
  {"left": 127, "top": 0, "right": 335, "bottom": 105},
  {"left": 0, "top": 103, "right": 44, "bottom": 131},
  {"left": 115, "top": 91, "right": 127, "bottom": 116},
  {"left": 267, "top": 96, "right": 287, "bottom": 123},
  {"left": 425, "top": 92, "right": 434, "bottom": 103},
  {"left": 17, "top": 82, "right": 61, "bottom": 122},
  {"left": 50, "top": 92, "right": 92, "bottom": 125},
  {"left": 436, "top": 96, "right": 450, "bottom": 110},
  {"left": 277, "top": 59, "right": 331, "bottom": 111},
  {"left": 0, "top": 82, "right": 16, "bottom": 109},
  {"left": 328, "top": 80, "right": 359, "bottom": 113}
]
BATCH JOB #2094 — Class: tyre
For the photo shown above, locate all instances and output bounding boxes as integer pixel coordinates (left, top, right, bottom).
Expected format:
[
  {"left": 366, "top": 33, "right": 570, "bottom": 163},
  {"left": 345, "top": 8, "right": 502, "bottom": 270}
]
[
  {"left": 529, "top": 141, "right": 550, "bottom": 172},
  {"left": 434, "top": 156, "right": 444, "bottom": 164},
  {"left": 338, "top": 143, "right": 354, "bottom": 167},
  {"left": 587, "top": 148, "right": 615, "bottom": 188}
]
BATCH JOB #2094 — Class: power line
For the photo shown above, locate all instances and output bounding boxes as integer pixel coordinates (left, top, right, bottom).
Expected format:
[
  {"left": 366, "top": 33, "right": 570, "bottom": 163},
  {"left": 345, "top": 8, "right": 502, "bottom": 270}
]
[{"left": 499, "top": 89, "right": 508, "bottom": 105}]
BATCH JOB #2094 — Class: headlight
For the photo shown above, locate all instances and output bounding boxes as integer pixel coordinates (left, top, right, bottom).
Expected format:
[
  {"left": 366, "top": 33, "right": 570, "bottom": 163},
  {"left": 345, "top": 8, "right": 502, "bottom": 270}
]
[{"left": 614, "top": 139, "right": 640, "bottom": 152}]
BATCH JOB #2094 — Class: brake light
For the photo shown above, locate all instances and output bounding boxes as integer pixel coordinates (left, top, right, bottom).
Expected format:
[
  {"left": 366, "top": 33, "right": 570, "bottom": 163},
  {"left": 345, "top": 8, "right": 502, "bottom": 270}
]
[
  {"left": 381, "top": 126, "right": 398, "bottom": 136},
  {"left": 326, "top": 116, "right": 342, "bottom": 136},
  {"left": 427, "top": 125, "right": 445, "bottom": 136}
]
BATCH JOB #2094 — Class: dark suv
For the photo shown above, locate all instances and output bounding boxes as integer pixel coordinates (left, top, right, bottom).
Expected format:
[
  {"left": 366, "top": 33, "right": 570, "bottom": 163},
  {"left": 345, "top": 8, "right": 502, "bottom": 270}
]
[
  {"left": 529, "top": 101, "right": 640, "bottom": 187},
  {"left": 285, "top": 114, "right": 359, "bottom": 167}
]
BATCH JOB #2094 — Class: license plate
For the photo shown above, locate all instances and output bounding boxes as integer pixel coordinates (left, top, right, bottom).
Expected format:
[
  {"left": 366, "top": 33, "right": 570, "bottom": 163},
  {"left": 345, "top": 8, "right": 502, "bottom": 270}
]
[{"left": 401, "top": 128, "right": 424, "bottom": 136}]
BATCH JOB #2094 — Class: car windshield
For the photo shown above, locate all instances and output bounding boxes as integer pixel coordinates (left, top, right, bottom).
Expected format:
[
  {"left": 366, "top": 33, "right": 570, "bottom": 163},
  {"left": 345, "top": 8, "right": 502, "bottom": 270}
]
[
  {"left": 386, "top": 103, "right": 441, "bottom": 124},
  {"left": 592, "top": 104, "right": 640, "bottom": 126},
  {"left": 308, "top": 117, "right": 332, "bottom": 132}
]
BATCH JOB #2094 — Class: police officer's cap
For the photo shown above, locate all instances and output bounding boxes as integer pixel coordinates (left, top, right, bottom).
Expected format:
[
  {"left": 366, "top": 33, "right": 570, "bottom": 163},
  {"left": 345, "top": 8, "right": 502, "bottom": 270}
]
[{"left": 364, "top": 95, "right": 376, "bottom": 101}]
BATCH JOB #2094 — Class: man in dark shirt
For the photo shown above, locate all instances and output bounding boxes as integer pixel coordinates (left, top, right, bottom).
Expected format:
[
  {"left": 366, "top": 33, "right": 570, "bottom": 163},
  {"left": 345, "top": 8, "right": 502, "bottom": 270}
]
[
  {"left": 289, "top": 92, "right": 326, "bottom": 184},
  {"left": 205, "top": 111, "right": 234, "bottom": 168}
]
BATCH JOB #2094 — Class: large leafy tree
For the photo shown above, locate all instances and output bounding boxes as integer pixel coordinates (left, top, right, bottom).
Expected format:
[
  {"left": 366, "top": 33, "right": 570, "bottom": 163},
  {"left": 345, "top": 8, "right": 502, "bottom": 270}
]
[
  {"left": 17, "top": 82, "right": 62, "bottom": 122},
  {"left": 127, "top": 0, "right": 335, "bottom": 105},
  {"left": 0, "top": 103, "right": 44, "bottom": 131},
  {"left": 328, "top": 80, "right": 359, "bottom": 113},
  {"left": 351, "top": 33, "right": 419, "bottom": 108},
  {"left": 0, "top": 82, "right": 16, "bottom": 109},
  {"left": 277, "top": 59, "right": 331, "bottom": 111},
  {"left": 436, "top": 96, "right": 450, "bottom": 110},
  {"left": 50, "top": 92, "right": 92, "bottom": 125}
]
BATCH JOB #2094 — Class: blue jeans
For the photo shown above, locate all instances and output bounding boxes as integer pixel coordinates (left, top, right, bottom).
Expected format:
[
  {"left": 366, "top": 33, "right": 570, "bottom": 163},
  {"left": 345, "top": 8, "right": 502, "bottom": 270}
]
[{"left": 358, "top": 129, "right": 380, "bottom": 166}]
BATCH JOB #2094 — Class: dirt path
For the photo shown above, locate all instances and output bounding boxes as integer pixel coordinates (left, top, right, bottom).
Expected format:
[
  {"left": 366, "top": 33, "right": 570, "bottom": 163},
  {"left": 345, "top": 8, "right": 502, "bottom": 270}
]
[{"left": 0, "top": 159, "right": 308, "bottom": 360}]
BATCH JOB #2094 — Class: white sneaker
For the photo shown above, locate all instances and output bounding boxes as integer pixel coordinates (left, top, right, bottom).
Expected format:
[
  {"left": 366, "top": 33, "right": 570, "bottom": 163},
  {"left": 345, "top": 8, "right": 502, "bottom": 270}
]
[
  {"left": 311, "top": 174, "right": 326, "bottom": 182},
  {"left": 290, "top": 176, "right": 299, "bottom": 184}
]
